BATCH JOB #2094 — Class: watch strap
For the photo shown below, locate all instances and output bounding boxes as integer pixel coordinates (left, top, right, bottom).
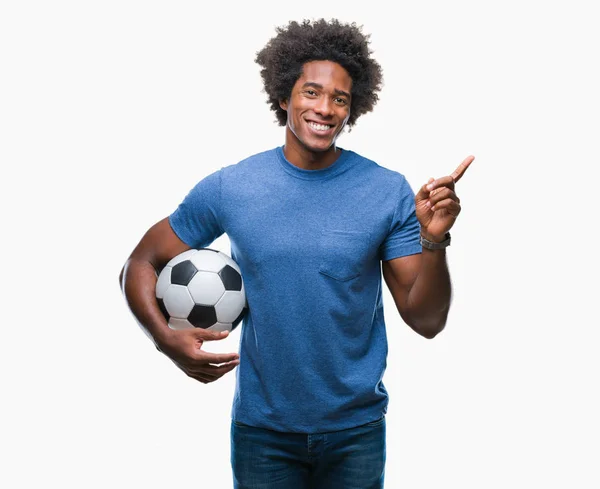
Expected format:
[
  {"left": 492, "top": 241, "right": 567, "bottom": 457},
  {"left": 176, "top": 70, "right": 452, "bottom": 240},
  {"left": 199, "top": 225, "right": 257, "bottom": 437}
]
[{"left": 420, "top": 232, "right": 451, "bottom": 250}]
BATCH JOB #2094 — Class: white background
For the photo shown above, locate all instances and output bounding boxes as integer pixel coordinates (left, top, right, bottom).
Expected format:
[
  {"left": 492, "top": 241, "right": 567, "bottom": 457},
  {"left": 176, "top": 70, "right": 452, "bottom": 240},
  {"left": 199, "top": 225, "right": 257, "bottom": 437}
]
[{"left": 1, "top": 1, "right": 598, "bottom": 488}]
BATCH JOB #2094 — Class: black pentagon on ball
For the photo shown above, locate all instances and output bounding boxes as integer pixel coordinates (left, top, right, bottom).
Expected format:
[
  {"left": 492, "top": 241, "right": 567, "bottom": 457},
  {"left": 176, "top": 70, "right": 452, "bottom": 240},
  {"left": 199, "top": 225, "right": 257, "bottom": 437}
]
[
  {"left": 188, "top": 304, "right": 218, "bottom": 329},
  {"left": 232, "top": 306, "right": 248, "bottom": 328},
  {"left": 219, "top": 265, "right": 242, "bottom": 291},
  {"left": 171, "top": 260, "right": 198, "bottom": 286},
  {"left": 157, "top": 298, "right": 170, "bottom": 321}
]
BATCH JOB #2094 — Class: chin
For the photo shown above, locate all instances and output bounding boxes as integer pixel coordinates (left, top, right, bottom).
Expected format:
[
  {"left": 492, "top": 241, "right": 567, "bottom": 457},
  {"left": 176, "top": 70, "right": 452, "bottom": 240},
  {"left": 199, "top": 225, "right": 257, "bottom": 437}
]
[
  {"left": 306, "top": 144, "right": 330, "bottom": 153},
  {"left": 302, "top": 137, "right": 335, "bottom": 153}
]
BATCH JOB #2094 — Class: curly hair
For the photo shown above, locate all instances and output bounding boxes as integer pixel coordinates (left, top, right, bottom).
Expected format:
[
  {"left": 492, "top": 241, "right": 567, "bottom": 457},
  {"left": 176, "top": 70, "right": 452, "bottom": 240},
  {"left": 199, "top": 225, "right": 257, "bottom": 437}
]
[{"left": 255, "top": 18, "right": 383, "bottom": 129}]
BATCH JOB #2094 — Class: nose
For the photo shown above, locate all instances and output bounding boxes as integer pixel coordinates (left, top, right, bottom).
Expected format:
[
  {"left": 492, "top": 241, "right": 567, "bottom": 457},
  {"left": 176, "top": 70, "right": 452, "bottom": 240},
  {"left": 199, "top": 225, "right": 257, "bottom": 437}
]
[{"left": 313, "top": 96, "right": 334, "bottom": 117}]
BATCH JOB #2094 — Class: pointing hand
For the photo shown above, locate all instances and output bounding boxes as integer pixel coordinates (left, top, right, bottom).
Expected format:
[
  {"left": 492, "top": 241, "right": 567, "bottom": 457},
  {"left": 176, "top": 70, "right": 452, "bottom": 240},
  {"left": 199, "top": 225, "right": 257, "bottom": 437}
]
[{"left": 415, "top": 155, "right": 475, "bottom": 241}]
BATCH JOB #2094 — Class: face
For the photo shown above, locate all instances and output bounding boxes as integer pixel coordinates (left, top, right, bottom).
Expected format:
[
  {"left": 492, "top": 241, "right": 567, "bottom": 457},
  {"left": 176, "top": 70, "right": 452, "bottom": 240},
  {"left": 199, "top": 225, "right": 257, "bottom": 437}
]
[{"left": 280, "top": 60, "right": 352, "bottom": 155}]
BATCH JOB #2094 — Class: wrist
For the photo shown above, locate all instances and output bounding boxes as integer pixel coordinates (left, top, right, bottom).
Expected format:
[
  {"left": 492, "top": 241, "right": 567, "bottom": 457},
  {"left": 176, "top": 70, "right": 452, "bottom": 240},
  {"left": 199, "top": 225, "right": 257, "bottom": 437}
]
[
  {"left": 152, "top": 323, "right": 175, "bottom": 349},
  {"left": 420, "top": 231, "right": 451, "bottom": 250},
  {"left": 420, "top": 230, "right": 446, "bottom": 243}
]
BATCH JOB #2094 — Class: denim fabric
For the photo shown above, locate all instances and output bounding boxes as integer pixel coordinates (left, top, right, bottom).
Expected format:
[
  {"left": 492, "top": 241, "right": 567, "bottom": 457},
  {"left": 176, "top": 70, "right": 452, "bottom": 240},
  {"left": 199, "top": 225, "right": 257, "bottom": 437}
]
[{"left": 230, "top": 416, "right": 386, "bottom": 489}]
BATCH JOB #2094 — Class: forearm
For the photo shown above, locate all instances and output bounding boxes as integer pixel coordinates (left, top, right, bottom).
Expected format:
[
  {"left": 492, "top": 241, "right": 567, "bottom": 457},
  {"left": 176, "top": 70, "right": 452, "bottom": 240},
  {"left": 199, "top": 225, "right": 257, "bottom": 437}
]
[
  {"left": 405, "top": 248, "right": 452, "bottom": 338},
  {"left": 119, "top": 258, "right": 172, "bottom": 346}
]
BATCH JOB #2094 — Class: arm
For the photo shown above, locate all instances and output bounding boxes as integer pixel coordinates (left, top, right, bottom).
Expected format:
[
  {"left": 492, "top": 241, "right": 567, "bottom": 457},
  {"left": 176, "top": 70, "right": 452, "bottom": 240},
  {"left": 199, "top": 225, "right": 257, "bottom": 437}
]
[
  {"left": 119, "top": 217, "right": 190, "bottom": 345},
  {"left": 119, "top": 217, "right": 239, "bottom": 383},
  {"left": 383, "top": 155, "right": 474, "bottom": 339},
  {"left": 382, "top": 249, "right": 451, "bottom": 339}
]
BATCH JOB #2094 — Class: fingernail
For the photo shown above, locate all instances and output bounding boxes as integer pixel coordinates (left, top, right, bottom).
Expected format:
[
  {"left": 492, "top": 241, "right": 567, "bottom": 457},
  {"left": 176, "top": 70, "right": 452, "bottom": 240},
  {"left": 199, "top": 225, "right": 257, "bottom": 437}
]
[{"left": 427, "top": 184, "right": 434, "bottom": 191}]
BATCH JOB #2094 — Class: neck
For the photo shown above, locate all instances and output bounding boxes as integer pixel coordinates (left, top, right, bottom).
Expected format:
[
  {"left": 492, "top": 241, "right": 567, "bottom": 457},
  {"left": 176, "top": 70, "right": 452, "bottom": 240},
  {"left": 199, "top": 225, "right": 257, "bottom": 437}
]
[{"left": 283, "top": 130, "right": 341, "bottom": 171}]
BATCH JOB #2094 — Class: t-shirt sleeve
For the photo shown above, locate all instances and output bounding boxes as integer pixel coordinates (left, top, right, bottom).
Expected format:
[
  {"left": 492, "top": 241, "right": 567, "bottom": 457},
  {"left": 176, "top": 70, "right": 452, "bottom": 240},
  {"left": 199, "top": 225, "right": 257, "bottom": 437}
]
[
  {"left": 380, "top": 176, "right": 422, "bottom": 261},
  {"left": 168, "top": 169, "right": 225, "bottom": 248}
]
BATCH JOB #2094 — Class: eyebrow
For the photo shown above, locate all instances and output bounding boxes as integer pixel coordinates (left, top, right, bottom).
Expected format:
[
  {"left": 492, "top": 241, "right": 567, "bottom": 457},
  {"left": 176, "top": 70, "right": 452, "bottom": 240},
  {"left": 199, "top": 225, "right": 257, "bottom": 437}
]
[{"left": 301, "top": 82, "right": 351, "bottom": 99}]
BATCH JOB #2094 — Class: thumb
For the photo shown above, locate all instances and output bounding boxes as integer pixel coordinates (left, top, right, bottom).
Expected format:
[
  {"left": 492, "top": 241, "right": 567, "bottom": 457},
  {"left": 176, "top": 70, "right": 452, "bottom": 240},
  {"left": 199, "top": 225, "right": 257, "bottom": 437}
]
[
  {"left": 194, "top": 328, "right": 230, "bottom": 342},
  {"left": 415, "top": 177, "right": 435, "bottom": 202}
]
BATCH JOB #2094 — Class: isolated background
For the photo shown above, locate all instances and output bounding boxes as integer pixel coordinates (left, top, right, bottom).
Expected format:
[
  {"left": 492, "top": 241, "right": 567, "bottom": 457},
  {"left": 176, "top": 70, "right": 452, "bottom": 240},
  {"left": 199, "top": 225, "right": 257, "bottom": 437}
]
[{"left": 2, "top": 1, "right": 598, "bottom": 488}]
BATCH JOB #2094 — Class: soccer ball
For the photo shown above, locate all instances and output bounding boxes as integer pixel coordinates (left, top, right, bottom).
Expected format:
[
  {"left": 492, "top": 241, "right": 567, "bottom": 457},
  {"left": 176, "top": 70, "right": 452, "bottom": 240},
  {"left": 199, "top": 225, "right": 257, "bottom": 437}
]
[{"left": 155, "top": 248, "right": 247, "bottom": 332}]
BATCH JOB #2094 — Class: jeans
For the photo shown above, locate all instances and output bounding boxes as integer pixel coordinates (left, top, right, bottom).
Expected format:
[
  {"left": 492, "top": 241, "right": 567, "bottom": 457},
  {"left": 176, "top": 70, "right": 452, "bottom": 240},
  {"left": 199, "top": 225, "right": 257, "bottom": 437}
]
[{"left": 230, "top": 416, "right": 386, "bottom": 489}]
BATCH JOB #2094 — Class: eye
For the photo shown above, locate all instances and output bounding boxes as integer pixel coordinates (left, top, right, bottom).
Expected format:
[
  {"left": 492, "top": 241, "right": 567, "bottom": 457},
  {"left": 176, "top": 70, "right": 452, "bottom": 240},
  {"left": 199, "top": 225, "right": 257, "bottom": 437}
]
[
  {"left": 334, "top": 97, "right": 348, "bottom": 106},
  {"left": 305, "top": 89, "right": 317, "bottom": 96}
]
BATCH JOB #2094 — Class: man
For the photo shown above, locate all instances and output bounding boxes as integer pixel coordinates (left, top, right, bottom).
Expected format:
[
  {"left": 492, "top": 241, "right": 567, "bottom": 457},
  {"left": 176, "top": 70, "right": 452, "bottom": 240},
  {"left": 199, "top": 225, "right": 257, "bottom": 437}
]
[{"left": 120, "top": 18, "right": 473, "bottom": 489}]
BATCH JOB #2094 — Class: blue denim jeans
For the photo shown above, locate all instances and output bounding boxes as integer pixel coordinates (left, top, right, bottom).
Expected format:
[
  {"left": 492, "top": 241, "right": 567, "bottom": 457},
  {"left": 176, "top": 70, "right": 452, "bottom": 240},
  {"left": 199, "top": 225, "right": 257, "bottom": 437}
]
[{"left": 230, "top": 416, "right": 386, "bottom": 489}]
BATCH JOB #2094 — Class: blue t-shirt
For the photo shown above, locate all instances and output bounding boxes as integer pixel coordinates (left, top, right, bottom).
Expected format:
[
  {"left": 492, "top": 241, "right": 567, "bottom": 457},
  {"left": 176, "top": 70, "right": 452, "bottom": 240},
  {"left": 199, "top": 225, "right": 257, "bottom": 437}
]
[{"left": 169, "top": 146, "right": 421, "bottom": 433}]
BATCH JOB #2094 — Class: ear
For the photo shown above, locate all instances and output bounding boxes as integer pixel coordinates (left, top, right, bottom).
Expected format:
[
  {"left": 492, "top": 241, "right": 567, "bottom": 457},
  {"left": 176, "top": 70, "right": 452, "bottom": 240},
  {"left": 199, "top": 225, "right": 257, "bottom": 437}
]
[{"left": 279, "top": 99, "right": 288, "bottom": 111}]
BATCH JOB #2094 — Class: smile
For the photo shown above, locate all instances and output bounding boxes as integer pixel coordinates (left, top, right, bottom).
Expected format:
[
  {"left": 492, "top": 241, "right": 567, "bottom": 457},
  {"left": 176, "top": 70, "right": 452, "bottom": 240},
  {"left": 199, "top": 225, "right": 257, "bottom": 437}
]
[{"left": 307, "top": 121, "right": 334, "bottom": 132}]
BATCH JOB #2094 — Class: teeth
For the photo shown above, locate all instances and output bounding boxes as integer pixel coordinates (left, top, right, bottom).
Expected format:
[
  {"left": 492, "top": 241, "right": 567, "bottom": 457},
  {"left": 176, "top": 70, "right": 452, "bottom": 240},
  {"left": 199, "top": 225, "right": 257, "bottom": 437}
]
[{"left": 308, "top": 122, "right": 331, "bottom": 131}]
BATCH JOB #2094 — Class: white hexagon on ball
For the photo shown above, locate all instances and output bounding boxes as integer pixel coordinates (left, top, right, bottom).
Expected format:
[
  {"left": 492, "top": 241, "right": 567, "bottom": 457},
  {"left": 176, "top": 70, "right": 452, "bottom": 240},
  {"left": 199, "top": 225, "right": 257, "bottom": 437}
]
[
  {"left": 163, "top": 284, "right": 195, "bottom": 318},
  {"left": 166, "top": 249, "right": 198, "bottom": 267},
  {"left": 189, "top": 249, "right": 227, "bottom": 273},
  {"left": 155, "top": 266, "right": 172, "bottom": 299},
  {"left": 218, "top": 251, "right": 242, "bottom": 274},
  {"left": 210, "top": 322, "right": 233, "bottom": 333},
  {"left": 168, "top": 317, "right": 194, "bottom": 330},
  {"left": 215, "top": 290, "right": 246, "bottom": 323},
  {"left": 187, "top": 271, "right": 225, "bottom": 305}
]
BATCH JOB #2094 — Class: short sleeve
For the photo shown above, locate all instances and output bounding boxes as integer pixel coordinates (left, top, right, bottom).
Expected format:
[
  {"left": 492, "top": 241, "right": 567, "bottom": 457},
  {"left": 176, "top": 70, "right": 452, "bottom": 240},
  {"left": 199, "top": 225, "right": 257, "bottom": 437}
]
[
  {"left": 380, "top": 177, "right": 422, "bottom": 261},
  {"left": 168, "top": 169, "right": 225, "bottom": 248}
]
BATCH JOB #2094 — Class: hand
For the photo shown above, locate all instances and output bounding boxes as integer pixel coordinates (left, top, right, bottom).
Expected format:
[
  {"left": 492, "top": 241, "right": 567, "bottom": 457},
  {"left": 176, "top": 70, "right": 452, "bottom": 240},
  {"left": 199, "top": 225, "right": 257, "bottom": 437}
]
[
  {"left": 415, "top": 155, "right": 475, "bottom": 241},
  {"left": 156, "top": 328, "right": 240, "bottom": 384}
]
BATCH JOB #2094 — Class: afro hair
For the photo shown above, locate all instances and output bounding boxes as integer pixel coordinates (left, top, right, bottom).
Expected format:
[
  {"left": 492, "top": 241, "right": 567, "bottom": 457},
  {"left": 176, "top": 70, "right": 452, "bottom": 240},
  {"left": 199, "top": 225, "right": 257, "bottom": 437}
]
[{"left": 255, "top": 18, "right": 383, "bottom": 128}]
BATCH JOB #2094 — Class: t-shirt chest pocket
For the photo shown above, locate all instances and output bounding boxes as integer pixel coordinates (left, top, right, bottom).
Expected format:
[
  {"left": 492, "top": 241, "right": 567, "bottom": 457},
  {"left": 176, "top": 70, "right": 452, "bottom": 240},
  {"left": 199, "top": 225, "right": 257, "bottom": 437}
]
[{"left": 319, "top": 230, "right": 372, "bottom": 282}]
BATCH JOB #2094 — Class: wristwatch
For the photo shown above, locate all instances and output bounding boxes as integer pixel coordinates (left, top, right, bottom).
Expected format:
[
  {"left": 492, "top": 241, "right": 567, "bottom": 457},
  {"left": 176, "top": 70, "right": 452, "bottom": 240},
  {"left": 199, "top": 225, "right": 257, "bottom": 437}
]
[{"left": 420, "top": 232, "right": 451, "bottom": 250}]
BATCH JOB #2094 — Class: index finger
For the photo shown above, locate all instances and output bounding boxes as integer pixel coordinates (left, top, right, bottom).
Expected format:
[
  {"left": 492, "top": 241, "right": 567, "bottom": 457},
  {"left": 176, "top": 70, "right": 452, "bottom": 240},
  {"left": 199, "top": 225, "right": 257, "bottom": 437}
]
[
  {"left": 450, "top": 155, "right": 475, "bottom": 183},
  {"left": 198, "top": 351, "right": 240, "bottom": 365}
]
